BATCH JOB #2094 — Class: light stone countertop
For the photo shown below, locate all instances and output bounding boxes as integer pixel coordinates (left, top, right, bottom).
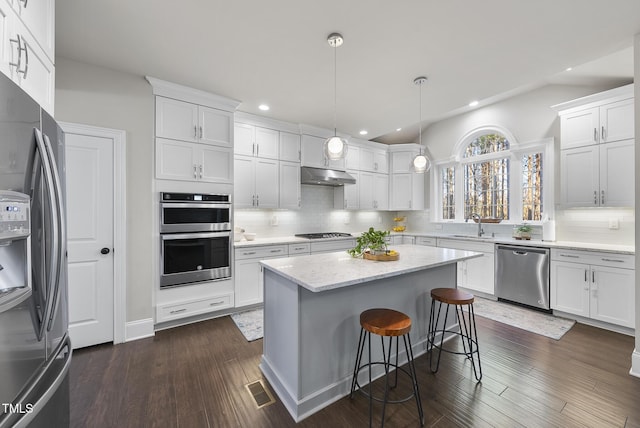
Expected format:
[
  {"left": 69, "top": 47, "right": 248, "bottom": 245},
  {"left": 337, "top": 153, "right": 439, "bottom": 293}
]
[{"left": 260, "top": 244, "right": 482, "bottom": 292}]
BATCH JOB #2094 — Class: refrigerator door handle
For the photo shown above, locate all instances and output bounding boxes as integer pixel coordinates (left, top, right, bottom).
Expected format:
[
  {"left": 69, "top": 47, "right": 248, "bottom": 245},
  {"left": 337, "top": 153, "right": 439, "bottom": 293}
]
[
  {"left": 33, "top": 129, "right": 60, "bottom": 336},
  {"left": 5, "top": 335, "right": 72, "bottom": 428},
  {"left": 42, "top": 133, "right": 66, "bottom": 332}
]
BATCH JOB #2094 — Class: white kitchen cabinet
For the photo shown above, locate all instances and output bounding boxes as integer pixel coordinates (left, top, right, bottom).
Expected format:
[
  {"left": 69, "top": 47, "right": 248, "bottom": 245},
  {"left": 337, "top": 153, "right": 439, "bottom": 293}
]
[
  {"left": 391, "top": 151, "right": 414, "bottom": 173},
  {"left": 1, "top": 5, "right": 55, "bottom": 114},
  {"left": 7, "top": 0, "right": 54, "bottom": 62},
  {"left": 345, "top": 145, "right": 360, "bottom": 170},
  {"left": 402, "top": 236, "right": 415, "bottom": 245},
  {"left": 234, "top": 123, "right": 279, "bottom": 159},
  {"left": 385, "top": 235, "right": 403, "bottom": 245},
  {"left": 301, "top": 134, "right": 346, "bottom": 170},
  {"left": 156, "top": 96, "right": 233, "bottom": 147},
  {"left": 279, "top": 161, "right": 301, "bottom": 209},
  {"left": 288, "top": 242, "right": 311, "bottom": 256},
  {"left": 359, "top": 147, "right": 387, "bottom": 172},
  {"left": 560, "top": 139, "right": 634, "bottom": 207},
  {"left": 390, "top": 173, "right": 424, "bottom": 210},
  {"left": 551, "top": 249, "right": 635, "bottom": 328},
  {"left": 437, "top": 238, "right": 494, "bottom": 295},
  {"left": 415, "top": 236, "right": 436, "bottom": 246},
  {"left": 157, "top": 294, "right": 233, "bottom": 323},
  {"left": 234, "top": 155, "right": 278, "bottom": 209},
  {"left": 156, "top": 138, "right": 232, "bottom": 183},
  {"left": 560, "top": 98, "right": 634, "bottom": 150},
  {"left": 358, "top": 172, "right": 388, "bottom": 210},
  {"left": 309, "top": 239, "right": 356, "bottom": 254},
  {"left": 279, "top": 131, "right": 301, "bottom": 162},
  {"left": 235, "top": 245, "right": 287, "bottom": 307},
  {"left": 333, "top": 170, "right": 359, "bottom": 209}
]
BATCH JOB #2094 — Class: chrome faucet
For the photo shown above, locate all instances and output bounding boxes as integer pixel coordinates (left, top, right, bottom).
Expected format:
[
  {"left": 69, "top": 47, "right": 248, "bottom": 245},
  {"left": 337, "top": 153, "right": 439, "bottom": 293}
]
[{"left": 469, "top": 213, "right": 484, "bottom": 237}]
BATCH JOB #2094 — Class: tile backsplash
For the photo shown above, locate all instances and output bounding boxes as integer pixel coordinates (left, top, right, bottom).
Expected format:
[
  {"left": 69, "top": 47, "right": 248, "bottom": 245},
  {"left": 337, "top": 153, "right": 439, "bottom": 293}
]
[{"left": 234, "top": 185, "right": 395, "bottom": 238}]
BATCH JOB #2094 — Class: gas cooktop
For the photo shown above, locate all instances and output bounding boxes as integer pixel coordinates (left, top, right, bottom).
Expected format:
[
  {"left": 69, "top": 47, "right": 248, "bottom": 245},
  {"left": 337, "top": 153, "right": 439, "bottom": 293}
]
[{"left": 295, "top": 232, "right": 353, "bottom": 239}]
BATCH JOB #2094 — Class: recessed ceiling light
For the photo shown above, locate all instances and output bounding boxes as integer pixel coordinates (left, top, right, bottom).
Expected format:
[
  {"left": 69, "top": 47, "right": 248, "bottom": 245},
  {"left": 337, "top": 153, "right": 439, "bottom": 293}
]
[
  {"left": 396, "top": 128, "right": 402, "bottom": 132},
  {"left": 258, "top": 104, "right": 270, "bottom": 111},
  {"left": 468, "top": 100, "right": 479, "bottom": 107},
  {"left": 565, "top": 67, "right": 573, "bottom": 72},
  {"left": 359, "top": 130, "right": 368, "bottom": 135}
]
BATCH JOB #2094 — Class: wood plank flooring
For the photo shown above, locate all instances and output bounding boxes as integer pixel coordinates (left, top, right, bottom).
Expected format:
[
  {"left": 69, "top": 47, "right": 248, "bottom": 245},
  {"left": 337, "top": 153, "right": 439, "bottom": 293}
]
[{"left": 70, "top": 315, "right": 640, "bottom": 427}]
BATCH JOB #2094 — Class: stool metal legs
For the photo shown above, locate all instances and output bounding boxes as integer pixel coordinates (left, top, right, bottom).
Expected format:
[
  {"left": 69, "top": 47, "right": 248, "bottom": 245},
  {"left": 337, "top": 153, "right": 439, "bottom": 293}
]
[
  {"left": 350, "top": 329, "right": 425, "bottom": 427},
  {"left": 427, "top": 299, "right": 482, "bottom": 382}
]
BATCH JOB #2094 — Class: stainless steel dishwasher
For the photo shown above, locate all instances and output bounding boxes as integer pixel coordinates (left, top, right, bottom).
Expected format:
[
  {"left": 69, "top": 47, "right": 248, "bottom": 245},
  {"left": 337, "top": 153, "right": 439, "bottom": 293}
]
[{"left": 495, "top": 244, "right": 550, "bottom": 311}]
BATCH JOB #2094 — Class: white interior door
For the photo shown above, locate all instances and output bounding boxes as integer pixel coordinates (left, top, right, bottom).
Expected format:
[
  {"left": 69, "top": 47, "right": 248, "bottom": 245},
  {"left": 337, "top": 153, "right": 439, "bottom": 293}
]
[{"left": 65, "top": 131, "right": 115, "bottom": 349}]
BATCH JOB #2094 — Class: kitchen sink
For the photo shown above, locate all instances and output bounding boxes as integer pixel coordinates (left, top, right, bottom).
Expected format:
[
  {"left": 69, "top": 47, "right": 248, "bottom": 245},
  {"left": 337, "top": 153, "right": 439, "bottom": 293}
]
[{"left": 451, "top": 234, "right": 485, "bottom": 239}]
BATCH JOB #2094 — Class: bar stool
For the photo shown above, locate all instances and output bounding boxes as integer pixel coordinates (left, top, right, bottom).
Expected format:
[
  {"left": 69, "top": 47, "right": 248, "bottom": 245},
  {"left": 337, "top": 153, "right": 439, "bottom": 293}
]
[
  {"left": 427, "top": 288, "right": 482, "bottom": 381},
  {"left": 350, "top": 308, "right": 424, "bottom": 427}
]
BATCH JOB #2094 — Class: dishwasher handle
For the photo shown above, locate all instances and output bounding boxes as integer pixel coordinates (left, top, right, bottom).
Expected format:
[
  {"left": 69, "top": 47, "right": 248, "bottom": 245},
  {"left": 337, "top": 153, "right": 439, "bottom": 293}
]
[{"left": 496, "top": 244, "right": 550, "bottom": 257}]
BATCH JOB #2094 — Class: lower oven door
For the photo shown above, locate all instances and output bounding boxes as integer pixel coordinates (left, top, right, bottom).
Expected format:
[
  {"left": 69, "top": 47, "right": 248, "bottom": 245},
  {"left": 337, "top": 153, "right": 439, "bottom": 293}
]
[{"left": 160, "top": 232, "right": 231, "bottom": 287}]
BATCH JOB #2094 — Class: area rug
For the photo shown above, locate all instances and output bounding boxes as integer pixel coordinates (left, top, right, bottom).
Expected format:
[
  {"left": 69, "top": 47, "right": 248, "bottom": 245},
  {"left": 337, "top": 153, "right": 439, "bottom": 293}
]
[
  {"left": 230, "top": 308, "right": 263, "bottom": 342},
  {"left": 471, "top": 298, "right": 575, "bottom": 340}
]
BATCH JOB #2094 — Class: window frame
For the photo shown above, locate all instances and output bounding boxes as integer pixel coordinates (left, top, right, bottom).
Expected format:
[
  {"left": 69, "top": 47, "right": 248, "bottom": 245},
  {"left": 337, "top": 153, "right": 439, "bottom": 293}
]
[{"left": 432, "top": 126, "right": 554, "bottom": 225}]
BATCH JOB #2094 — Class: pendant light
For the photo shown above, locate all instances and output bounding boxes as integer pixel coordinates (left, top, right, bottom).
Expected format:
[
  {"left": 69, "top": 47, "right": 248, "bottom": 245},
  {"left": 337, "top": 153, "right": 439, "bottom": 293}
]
[
  {"left": 412, "top": 76, "right": 431, "bottom": 173},
  {"left": 324, "top": 33, "right": 348, "bottom": 161}
]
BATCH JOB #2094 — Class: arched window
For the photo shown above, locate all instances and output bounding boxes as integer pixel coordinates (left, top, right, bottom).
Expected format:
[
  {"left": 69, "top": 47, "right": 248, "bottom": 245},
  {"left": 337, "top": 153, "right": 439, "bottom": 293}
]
[{"left": 437, "top": 127, "right": 551, "bottom": 223}]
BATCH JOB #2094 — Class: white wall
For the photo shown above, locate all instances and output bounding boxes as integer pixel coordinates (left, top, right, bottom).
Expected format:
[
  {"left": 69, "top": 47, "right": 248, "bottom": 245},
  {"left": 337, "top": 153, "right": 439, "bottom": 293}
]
[
  {"left": 235, "top": 185, "right": 395, "bottom": 238},
  {"left": 55, "top": 57, "right": 154, "bottom": 322},
  {"left": 633, "top": 34, "right": 640, "bottom": 378},
  {"left": 409, "top": 83, "right": 635, "bottom": 245}
]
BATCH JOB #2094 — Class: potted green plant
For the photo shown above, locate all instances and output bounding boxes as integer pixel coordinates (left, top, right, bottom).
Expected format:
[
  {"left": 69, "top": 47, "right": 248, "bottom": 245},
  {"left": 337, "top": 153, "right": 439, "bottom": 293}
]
[
  {"left": 513, "top": 224, "right": 533, "bottom": 240},
  {"left": 348, "top": 227, "right": 390, "bottom": 257}
]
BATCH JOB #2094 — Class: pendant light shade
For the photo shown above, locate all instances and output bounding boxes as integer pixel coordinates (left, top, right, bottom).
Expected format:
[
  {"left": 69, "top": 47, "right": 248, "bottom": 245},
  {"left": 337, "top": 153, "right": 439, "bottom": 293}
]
[
  {"left": 412, "top": 76, "right": 431, "bottom": 174},
  {"left": 324, "top": 33, "right": 348, "bottom": 161}
]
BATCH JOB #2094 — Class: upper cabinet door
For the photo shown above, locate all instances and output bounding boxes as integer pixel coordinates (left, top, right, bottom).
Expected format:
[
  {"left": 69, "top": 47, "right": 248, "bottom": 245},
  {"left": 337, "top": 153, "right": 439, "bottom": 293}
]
[
  {"left": 373, "top": 150, "right": 388, "bottom": 173},
  {"left": 599, "top": 139, "right": 634, "bottom": 207},
  {"left": 199, "top": 106, "right": 233, "bottom": 147},
  {"left": 345, "top": 145, "right": 359, "bottom": 170},
  {"left": 301, "top": 135, "right": 346, "bottom": 170},
  {"left": 560, "top": 145, "right": 599, "bottom": 207},
  {"left": 254, "top": 127, "right": 279, "bottom": 159},
  {"left": 10, "top": 0, "right": 54, "bottom": 62},
  {"left": 359, "top": 147, "right": 375, "bottom": 172},
  {"left": 234, "top": 123, "right": 255, "bottom": 155},
  {"left": 279, "top": 131, "right": 301, "bottom": 162},
  {"left": 156, "top": 97, "right": 199, "bottom": 142},
  {"left": 560, "top": 107, "right": 599, "bottom": 149},
  {"left": 600, "top": 98, "right": 634, "bottom": 144}
]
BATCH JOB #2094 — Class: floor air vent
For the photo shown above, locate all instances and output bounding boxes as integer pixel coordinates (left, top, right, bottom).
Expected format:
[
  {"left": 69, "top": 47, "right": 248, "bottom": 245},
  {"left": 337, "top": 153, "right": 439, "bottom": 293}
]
[{"left": 246, "top": 380, "right": 276, "bottom": 408}]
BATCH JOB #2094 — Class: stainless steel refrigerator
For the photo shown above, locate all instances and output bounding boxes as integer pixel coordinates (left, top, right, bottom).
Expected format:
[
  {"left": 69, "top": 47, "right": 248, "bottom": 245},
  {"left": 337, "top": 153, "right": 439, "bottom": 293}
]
[{"left": 0, "top": 73, "right": 71, "bottom": 426}]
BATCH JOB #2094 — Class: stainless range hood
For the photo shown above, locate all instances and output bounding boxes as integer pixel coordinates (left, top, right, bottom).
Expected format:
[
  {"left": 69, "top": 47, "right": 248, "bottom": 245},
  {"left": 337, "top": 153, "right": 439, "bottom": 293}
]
[{"left": 300, "top": 167, "right": 356, "bottom": 186}]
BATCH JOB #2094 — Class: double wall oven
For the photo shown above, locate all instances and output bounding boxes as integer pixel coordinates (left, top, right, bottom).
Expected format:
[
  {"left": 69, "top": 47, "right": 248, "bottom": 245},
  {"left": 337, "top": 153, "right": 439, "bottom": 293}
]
[{"left": 160, "top": 192, "right": 232, "bottom": 288}]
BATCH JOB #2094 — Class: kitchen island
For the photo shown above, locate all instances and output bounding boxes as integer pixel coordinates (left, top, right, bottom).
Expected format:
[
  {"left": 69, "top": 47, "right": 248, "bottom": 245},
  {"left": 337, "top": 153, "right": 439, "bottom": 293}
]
[{"left": 259, "top": 244, "right": 482, "bottom": 422}]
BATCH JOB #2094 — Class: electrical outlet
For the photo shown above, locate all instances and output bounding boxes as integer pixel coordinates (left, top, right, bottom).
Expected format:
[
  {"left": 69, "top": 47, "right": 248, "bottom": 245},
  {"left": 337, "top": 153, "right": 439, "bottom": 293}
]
[
  {"left": 270, "top": 215, "right": 279, "bottom": 226},
  {"left": 344, "top": 214, "right": 350, "bottom": 225},
  {"left": 377, "top": 215, "right": 382, "bottom": 224},
  {"left": 434, "top": 224, "right": 443, "bottom": 230},
  {"left": 608, "top": 218, "right": 619, "bottom": 230}
]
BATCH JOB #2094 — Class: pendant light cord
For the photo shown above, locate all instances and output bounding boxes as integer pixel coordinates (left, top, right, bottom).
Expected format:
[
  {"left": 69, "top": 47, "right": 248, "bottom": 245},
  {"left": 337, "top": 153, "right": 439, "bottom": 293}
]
[
  {"left": 418, "top": 80, "right": 423, "bottom": 155},
  {"left": 333, "top": 43, "right": 337, "bottom": 135}
]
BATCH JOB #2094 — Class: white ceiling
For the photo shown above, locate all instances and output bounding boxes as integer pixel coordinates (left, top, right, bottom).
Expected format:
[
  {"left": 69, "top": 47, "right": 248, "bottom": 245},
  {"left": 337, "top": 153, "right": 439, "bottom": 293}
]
[{"left": 56, "top": 1, "right": 639, "bottom": 144}]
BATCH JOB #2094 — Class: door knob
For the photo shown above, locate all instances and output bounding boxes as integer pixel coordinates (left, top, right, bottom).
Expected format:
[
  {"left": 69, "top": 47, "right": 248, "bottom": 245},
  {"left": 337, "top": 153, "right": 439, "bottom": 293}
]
[{"left": 101, "top": 247, "right": 111, "bottom": 255}]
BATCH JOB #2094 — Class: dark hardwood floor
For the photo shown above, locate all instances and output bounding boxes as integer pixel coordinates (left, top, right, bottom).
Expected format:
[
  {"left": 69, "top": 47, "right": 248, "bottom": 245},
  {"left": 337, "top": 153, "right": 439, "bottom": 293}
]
[{"left": 70, "top": 314, "right": 640, "bottom": 427}]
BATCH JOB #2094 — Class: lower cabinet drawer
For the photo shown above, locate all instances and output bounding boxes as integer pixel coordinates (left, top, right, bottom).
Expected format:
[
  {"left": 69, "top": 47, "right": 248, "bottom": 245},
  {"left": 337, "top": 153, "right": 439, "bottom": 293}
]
[{"left": 157, "top": 294, "right": 233, "bottom": 322}]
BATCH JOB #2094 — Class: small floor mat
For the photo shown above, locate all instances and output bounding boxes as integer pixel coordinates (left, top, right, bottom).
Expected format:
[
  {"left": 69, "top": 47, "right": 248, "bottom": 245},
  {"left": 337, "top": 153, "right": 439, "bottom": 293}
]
[{"left": 231, "top": 308, "right": 263, "bottom": 341}]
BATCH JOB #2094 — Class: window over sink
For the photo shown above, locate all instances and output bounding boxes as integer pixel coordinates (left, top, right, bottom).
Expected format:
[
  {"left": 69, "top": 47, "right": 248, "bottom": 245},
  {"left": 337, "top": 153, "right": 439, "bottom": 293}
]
[{"left": 437, "top": 126, "right": 553, "bottom": 223}]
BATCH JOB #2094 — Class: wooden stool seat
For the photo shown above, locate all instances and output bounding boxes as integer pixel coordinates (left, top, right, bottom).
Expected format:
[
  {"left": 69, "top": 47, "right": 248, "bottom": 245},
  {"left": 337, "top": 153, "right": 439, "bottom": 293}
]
[
  {"left": 431, "top": 287, "right": 474, "bottom": 305},
  {"left": 360, "top": 308, "right": 412, "bottom": 337}
]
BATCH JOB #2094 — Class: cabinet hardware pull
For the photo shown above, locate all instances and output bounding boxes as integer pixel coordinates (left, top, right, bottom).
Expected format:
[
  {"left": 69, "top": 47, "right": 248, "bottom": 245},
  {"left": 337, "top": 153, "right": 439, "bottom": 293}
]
[
  {"left": 298, "top": 150, "right": 301, "bottom": 161},
  {"left": 256, "top": 144, "right": 259, "bottom": 156},
  {"left": 584, "top": 270, "right": 587, "bottom": 282},
  {"left": 199, "top": 164, "right": 203, "bottom": 179},
  {"left": 594, "top": 128, "right": 598, "bottom": 142},
  {"left": 601, "top": 126, "right": 605, "bottom": 141},
  {"left": 18, "top": 0, "right": 28, "bottom": 7},
  {"left": 243, "top": 251, "right": 256, "bottom": 255},
  {"left": 9, "top": 35, "right": 28, "bottom": 78},
  {"left": 252, "top": 195, "right": 255, "bottom": 206},
  {"left": 170, "top": 308, "right": 187, "bottom": 314},
  {"left": 592, "top": 270, "right": 595, "bottom": 283},
  {"left": 209, "top": 301, "right": 224, "bottom": 306},
  {"left": 193, "top": 165, "right": 197, "bottom": 178},
  {"left": 601, "top": 258, "right": 624, "bottom": 263},
  {"left": 194, "top": 125, "right": 198, "bottom": 138},
  {"left": 252, "top": 143, "right": 255, "bottom": 155},
  {"left": 199, "top": 126, "right": 203, "bottom": 139},
  {"left": 256, "top": 195, "right": 259, "bottom": 207},
  {"left": 560, "top": 254, "right": 579, "bottom": 258},
  {"left": 601, "top": 190, "right": 604, "bottom": 205},
  {"left": 270, "top": 249, "right": 282, "bottom": 253},
  {"left": 593, "top": 190, "right": 597, "bottom": 205}
]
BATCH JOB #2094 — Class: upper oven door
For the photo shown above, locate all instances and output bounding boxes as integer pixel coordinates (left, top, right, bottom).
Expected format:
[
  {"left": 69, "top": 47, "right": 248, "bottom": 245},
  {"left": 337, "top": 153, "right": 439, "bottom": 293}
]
[{"left": 160, "top": 202, "right": 231, "bottom": 233}]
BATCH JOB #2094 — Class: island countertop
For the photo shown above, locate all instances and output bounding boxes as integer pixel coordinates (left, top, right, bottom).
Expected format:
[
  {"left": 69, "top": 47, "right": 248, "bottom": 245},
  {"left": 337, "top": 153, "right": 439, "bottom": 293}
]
[{"left": 260, "top": 244, "right": 482, "bottom": 292}]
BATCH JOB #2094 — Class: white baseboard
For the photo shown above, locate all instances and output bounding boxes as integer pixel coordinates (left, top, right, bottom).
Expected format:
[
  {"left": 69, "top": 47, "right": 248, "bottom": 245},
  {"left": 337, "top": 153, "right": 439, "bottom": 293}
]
[
  {"left": 630, "top": 348, "right": 640, "bottom": 378},
  {"left": 125, "top": 318, "right": 155, "bottom": 342}
]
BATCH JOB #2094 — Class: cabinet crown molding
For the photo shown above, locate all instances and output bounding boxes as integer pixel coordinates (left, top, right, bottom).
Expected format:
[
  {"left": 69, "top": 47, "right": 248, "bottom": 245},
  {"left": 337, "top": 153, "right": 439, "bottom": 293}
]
[
  {"left": 551, "top": 83, "right": 633, "bottom": 115},
  {"left": 146, "top": 76, "right": 241, "bottom": 112}
]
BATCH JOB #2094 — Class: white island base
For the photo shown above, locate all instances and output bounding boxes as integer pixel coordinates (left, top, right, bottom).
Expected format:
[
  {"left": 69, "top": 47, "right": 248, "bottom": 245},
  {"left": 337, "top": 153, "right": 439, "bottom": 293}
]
[{"left": 259, "top": 245, "right": 481, "bottom": 422}]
